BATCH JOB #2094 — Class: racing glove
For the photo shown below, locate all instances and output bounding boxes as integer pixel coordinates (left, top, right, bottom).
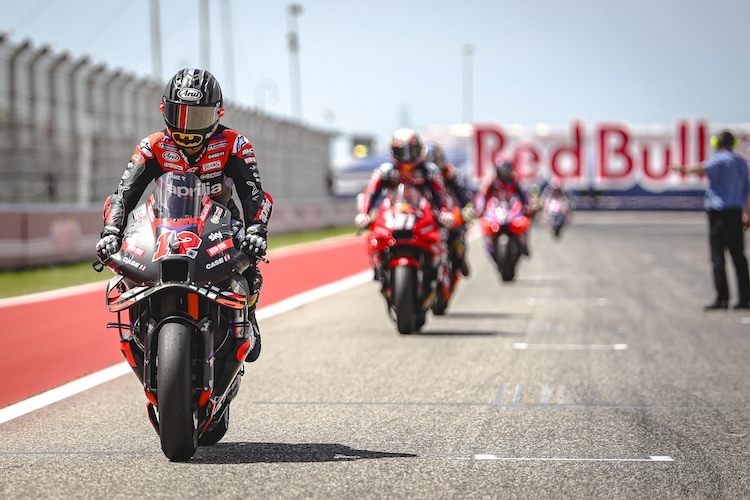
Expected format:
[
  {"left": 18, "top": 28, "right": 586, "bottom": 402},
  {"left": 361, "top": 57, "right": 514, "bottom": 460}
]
[
  {"left": 95, "top": 234, "right": 121, "bottom": 262},
  {"left": 438, "top": 210, "right": 454, "bottom": 228},
  {"left": 354, "top": 213, "right": 371, "bottom": 229},
  {"left": 240, "top": 224, "right": 268, "bottom": 258}
]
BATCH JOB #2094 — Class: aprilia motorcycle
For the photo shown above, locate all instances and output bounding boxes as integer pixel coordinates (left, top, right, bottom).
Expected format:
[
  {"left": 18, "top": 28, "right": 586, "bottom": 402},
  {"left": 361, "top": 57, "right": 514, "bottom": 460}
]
[
  {"left": 478, "top": 193, "right": 531, "bottom": 282},
  {"left": 366, "top": 183, "right": 448, "bottom": 334},
  {"left": 94, "top": 172, "right": 258, "bottom": 462}
]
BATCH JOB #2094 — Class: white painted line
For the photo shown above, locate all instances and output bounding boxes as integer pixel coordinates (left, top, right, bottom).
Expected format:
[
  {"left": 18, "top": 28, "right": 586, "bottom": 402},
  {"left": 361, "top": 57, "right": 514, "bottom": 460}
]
[
  {"left": 256, "top": 270, "right": 372, "bottom": 320},
  {"left": 0, "top": 269, "right": 373, "bottom": 424},
  {"left": 513, "top": 343, "right": 628, "bottom": 351},
  {"left": 0, "top": 363, "right": 132, "bottom": 424},
  {"left": 474, "top": 454, "right": 673, "bottom": 462}
]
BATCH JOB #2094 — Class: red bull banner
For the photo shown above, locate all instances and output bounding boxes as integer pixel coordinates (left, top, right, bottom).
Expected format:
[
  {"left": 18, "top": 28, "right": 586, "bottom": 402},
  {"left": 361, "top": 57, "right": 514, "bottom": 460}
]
[{"left": 465, "top": 119, "right": 750, "bottom": 209}]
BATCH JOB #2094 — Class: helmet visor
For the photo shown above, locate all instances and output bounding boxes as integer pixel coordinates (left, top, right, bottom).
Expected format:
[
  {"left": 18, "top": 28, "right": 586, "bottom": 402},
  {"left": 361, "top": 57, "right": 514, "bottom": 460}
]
[
  {"left": 392, "top": 144, "right": 422, "bottom": 163},
  {"left": 163, "top": 101, "right": 219, "bottom": 131}
]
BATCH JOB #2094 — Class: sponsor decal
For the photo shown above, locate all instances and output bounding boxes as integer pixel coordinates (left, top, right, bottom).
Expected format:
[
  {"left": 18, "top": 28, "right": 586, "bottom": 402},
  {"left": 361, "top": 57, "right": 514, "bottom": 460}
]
[
  {"left": 200, "top": 170, "right": 223, "bottom": 180},
  {"left": 177, "top": 88, "right": 203, "bottom": 101},
  {"left": 133, "top": 207, "right": 146, "bottom": 224},
  {"left": 122, "top": 170, "right": 131, "bottom": 180},
  {"left": 256, "top": 196, "right": 272, "bottom": 224},
  {"left": 210, "top": 206, "right": 224, "bottom": 224},
  {"left": 167, "top": 184, "right": 200, "bottom": 198},
  {"left": 123, "top": 240, "right": 146, "bottom": 257},
  {"left": 203, "top": 160, "right": 222, "bottom": 172},
  {"left": 131, "top": 152, "right": 143, "bottom": 163},
  {"left": 122, "top": 256, "right": 147, "bottom": 271},
  {"left": 207, "top": 230, "right": 224, "bottom": 242},
  {"left": 164, "top": 162, "right": 184, "bottom": 171},
  {"left": 206, "top": 239, "right": 234, "bottom": 257},
  {"left": 243, "top": 156, "right": 257, "bottom": 165},
  {"left": 206, "top": 254, "right": 230, "bottom": 269},
  {"left": 207, "top": 151, "right": 225, "bottom": 159},
  {"left": 162, "top": 151, "right": 181, "bottom": 162},
  {"left": 138, "top": 139, "right": 154, "bottom": 158},
  {"left": 246, "top": 180, "right": 260, "bottom": 197},
  {"left": 199, "top": 202, "right": 212, "bottom": 223},
  {"left": 208, "top": 140, "right": 228, "bottom": 151},
  {"left": 241, "top": 147, "right": 255, "bottom": 158}
]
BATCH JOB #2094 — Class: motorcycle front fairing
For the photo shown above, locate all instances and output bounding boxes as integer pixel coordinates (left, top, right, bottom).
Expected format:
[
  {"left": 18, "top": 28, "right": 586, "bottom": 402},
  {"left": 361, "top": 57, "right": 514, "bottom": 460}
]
[{"left": 105, "top": 172, "right": 251, "bottom": 312}]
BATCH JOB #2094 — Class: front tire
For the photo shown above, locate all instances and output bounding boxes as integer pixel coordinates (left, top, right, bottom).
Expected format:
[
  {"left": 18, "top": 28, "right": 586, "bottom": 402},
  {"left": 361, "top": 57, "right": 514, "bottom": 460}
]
[
  {"left": 392, "top": 266, "right": 417, "bottom": 334},
  {"left": 496, "top": 235, "right": 517, "bottom": 282},
  {"left": 157, "top": 321, "right": 198, "bottom": 462}
]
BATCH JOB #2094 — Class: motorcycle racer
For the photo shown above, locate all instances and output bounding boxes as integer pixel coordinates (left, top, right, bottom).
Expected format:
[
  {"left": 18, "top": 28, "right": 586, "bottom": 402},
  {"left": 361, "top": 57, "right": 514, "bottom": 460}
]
[
  {"left": 95, "top": 68, "right": 272, "bottom": 363},
  {"left": 427, "top": 141, "right": 474, "bottom": 276},
  {"left": 355, "top": 128, "right": 454, "bottom": 229},
  {"left": 475, "top": 156, "right": 531, "bottom": 255}
]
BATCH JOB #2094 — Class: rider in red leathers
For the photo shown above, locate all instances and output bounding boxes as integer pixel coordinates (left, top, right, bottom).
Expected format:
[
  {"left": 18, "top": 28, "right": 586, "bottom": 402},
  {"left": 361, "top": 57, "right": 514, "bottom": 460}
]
[
  {"left": 474, "top": 156, "right": 531, "bottom": 256},
  {"left": 95, "top": 68, "right": 272, "bottom": 363},
  {"left": 355, "top": 128, "right": 454, "bottom": 229},
  {"left": 354, "top": 128, "right": 455, "bottom": 279},
  {"left": 427, "top": 141, "right": 474, "bottom": 276}
]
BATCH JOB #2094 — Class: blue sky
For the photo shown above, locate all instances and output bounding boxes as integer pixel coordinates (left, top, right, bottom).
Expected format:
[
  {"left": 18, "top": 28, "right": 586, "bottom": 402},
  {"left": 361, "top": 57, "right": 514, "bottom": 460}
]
[{"left": 5, "top": 0, "right": 749, "bottom": 157}]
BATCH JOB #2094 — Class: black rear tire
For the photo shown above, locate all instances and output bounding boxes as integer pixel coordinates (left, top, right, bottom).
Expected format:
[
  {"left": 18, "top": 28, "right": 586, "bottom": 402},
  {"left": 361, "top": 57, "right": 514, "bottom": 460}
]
[
  {"left": 392, "top": 266, "right": 417, "bottom": 334},
  {"left": 157, "top": 321, "right": 198, "bottom": 462}
]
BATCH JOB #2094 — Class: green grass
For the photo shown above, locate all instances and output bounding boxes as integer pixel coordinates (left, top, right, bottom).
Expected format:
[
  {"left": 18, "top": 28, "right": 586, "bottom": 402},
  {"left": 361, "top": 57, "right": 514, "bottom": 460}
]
[{"left": 0, "top": 226, "right": 357, "bottom": 299}]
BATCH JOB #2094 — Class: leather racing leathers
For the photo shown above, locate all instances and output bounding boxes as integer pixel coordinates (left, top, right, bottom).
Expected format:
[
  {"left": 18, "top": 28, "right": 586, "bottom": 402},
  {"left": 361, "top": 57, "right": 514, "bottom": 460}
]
[{"left": 102, "top": 124, "right": 271, "bottom": 238}]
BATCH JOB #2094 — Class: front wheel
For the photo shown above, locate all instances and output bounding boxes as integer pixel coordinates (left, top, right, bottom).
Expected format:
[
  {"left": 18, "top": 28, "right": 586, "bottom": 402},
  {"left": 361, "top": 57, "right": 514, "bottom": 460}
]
[
  {"left": 392, "top": 266, "right": 417, "bottom": 334},
  {"left": 495, "top": 235, "right": 518, "bottom": 282},
  {"left": 157, "top": 321, "right": 198, "bottom": 462}
]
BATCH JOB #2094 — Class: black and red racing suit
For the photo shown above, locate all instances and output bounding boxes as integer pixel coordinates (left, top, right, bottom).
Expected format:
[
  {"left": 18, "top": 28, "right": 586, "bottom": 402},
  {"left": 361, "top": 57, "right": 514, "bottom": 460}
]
[{"left": 102, "top": 124, "right": 272, "bottom": 240}]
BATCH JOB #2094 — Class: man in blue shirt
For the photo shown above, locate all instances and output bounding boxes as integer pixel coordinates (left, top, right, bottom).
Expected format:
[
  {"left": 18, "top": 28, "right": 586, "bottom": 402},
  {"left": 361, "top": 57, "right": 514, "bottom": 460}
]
[{"left": 671, "top": 130, "right": 750, "bottom": 310}]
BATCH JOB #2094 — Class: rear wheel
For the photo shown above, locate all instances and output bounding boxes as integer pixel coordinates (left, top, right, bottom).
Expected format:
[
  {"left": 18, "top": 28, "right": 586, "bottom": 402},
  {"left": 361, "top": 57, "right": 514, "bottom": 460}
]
[
  {"left": 157, "top": 321, "right": 198, "bottom": 462},
  {"left": 392, "top": 266, "right": 417, "bottom": 334}
]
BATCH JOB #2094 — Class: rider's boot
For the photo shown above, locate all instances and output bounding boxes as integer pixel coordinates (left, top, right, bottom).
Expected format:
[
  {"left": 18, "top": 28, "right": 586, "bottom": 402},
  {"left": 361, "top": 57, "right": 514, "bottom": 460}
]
[{"left": 244, "top": 270, "right": 263, "bottom": 362}]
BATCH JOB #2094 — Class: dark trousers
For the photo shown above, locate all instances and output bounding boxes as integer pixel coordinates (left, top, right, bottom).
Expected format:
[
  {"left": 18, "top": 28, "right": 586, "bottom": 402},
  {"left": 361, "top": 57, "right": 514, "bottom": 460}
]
[{"left": 707, "top": 209, "right": 750, "bottom": 304}]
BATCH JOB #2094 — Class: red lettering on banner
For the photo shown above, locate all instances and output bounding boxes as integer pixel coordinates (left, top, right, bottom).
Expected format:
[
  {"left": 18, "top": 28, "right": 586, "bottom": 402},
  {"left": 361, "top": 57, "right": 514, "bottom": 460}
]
[
  {"left": 472, "top": 119, "right": 719, "bottom": 191},
  {"left": 550, "top": 121, "right": 583, "bottom": 180},
  {"left": 512, "top": 144, "right": 541, "bottom": 182},
  {"left": 474, "top": 124, "right": 505, "bottom": 179},
  {"left": 598, "top": 124, "right": 633, "bottom": 180}
]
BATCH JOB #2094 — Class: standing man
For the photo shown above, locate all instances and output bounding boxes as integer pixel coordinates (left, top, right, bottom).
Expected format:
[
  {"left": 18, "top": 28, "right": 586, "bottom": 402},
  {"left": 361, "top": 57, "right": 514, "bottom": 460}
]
[{"left": 671, "top": 130, "right": 750, "bottom": 310}]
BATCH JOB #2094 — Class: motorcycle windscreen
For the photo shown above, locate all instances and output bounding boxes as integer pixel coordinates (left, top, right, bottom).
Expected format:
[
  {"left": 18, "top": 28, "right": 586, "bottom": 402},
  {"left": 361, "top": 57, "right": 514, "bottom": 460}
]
[{"left": 151, "top": 172, "right": 204, "bottom": 220}]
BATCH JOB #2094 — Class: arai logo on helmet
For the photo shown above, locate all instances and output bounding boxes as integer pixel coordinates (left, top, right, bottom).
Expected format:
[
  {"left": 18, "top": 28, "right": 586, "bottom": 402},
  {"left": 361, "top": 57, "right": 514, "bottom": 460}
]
[{"left": 177, "top": 88, "right": 204, "bottom": 102}]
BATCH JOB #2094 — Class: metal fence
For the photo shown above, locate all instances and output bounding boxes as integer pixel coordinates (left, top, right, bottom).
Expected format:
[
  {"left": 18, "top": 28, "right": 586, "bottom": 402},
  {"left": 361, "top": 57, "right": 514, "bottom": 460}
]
[{"left": 0, "top": 33, "right": 336, "bottom": 206}]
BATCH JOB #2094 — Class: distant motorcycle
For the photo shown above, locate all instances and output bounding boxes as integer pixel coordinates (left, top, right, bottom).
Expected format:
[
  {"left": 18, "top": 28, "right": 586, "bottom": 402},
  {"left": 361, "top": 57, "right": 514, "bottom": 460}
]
[
  {"left": 478, "top": 194, "right": 531, "bottom": 282},
  {"left": 366, "top": 183, "right": 449, "bottom": 334},
  {"left": 543, "top": 197, "right": 570, "bottom": 239},
  {"left": 95, "top": 171, "right": 260, "bottom": 462}
]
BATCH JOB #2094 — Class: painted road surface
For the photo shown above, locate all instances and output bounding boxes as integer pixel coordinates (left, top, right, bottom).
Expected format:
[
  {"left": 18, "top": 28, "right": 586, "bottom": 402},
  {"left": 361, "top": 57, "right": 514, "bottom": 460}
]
[{"left": 0, "top": 235, "right": 370, "bottom": 409}]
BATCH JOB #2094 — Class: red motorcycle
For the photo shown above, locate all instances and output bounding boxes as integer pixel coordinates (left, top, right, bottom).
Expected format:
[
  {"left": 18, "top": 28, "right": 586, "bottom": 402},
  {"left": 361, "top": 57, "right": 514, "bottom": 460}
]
[
  {"left": 478, "top": 193, "right": 531, "bottom": 282},
  {"left": 366, "top": 183, "right": 449, "bottom": 334},
  {"left": 94, "top": 171, "right": 259, "bottom": 461}
]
